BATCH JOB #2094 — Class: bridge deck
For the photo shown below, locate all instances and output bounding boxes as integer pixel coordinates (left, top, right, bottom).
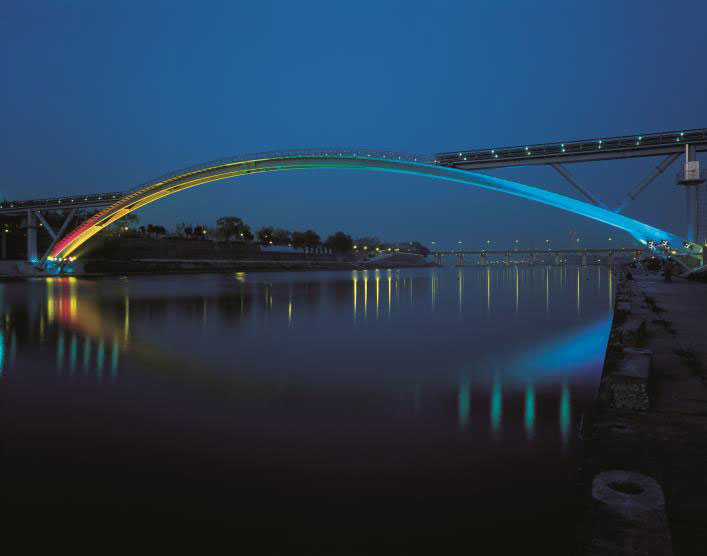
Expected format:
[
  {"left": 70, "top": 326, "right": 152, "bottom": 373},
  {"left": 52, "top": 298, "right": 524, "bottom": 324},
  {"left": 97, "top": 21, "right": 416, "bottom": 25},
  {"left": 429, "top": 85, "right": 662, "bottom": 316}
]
[
  {"left": 432, "top": 248, "right": 643, "bottom": 255},
  {"left": 437, "top": 128, "right": 707, "bottom": 170},
  {"left": 0, "top": 192, "right": 122, "bottom": 215}
]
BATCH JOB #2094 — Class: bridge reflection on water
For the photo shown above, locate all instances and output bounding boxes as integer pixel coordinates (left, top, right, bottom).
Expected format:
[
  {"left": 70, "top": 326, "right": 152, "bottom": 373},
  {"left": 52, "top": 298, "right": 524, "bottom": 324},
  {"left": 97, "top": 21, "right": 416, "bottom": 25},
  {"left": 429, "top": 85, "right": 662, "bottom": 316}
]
[{"left": 0, "top": 266, "right": 613, "bottom": 449}]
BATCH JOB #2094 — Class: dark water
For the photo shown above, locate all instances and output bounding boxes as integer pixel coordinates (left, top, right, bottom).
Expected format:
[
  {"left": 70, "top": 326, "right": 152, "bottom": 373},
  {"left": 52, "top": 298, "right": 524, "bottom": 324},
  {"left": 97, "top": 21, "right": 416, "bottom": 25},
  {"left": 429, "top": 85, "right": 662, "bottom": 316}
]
[{"left": 0, "top": 265, "right": 613, "bottom": 549}]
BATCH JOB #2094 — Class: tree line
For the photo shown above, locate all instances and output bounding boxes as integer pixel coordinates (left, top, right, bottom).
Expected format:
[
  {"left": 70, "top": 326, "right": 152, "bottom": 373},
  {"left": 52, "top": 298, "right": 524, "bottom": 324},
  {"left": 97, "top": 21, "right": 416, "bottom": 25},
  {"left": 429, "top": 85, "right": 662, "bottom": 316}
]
[{"left": 0, "top": 210, "right": 429, "bottom": 256}]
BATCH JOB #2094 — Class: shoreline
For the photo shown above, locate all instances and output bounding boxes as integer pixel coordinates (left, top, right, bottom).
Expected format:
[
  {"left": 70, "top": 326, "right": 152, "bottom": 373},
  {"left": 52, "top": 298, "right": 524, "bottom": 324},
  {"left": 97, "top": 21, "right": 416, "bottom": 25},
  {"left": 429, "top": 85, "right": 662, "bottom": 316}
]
[
  {"left": 0, "top": 258, "right": 439, "bottom": 278},
  {"left": 580, "top": 265, "right": 707, "bottom": 555}
]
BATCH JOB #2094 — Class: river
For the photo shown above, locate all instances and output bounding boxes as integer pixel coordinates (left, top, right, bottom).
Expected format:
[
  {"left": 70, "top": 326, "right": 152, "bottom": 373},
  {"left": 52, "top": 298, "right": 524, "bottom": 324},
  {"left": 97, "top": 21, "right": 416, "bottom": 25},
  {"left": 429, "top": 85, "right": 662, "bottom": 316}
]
[{"left": 0, "top": 265, "right": 614, "bottom": 550}]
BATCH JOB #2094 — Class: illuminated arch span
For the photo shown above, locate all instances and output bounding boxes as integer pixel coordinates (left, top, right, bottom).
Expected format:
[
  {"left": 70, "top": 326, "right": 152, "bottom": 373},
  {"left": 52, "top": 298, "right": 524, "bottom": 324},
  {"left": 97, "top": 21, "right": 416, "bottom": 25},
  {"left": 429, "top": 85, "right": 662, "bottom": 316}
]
[{"left": 49, "top": 149, "right": 698, "bottom": 260}]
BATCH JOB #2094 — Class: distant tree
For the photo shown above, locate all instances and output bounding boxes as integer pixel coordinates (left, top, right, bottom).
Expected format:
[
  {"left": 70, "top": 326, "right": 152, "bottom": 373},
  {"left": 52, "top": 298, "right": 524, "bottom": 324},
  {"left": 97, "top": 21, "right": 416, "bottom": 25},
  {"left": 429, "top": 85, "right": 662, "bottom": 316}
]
[
  {"left": 194, "top": 225, "right": 208, "bottom": 239},
  {"left": 408, "top": 241, "right": 430, "bottom": 256},
  {"left": 272, "top": 228, "right": 291, "bottom": 246},
  {"left": 325, "top": 231, "right": 353, "bottom": 253},
  {"left": 184, "top": 226, "right": 194, "bottom": 238},
  {"left": 257, "top": 226, "right": 274, "bottom": 244},
  {"left": 354, "top": 236, "right": 380, "bottom": 252},
  {"left": 303, "top": 229, "right": 320, "bottom": 251},
  {"left": 291, "top": 231, "right": 307, "bottom": 251},
  {"left": 240, "top": 225, "right": 254, "bottom": 242},
  {"left": 216, "top": 216, "right": 252, "bottom": 242},
  {"left": 144, "top": 224, "right": 166, "bottom": 238}
]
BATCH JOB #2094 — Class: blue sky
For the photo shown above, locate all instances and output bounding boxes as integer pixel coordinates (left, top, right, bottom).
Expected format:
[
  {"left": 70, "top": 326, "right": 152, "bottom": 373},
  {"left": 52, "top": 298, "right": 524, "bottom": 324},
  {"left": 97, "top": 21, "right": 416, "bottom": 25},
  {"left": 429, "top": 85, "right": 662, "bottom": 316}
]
[{"left": 2, "top": 0, "right": 706, "bottom": 249}]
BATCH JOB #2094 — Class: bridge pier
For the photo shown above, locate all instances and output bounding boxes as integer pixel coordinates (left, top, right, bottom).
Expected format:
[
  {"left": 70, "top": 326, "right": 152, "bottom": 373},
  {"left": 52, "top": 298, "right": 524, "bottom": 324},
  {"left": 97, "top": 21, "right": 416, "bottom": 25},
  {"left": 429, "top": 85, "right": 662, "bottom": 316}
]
[
  {"left": 456, "top": 253, "right": 464, "bottom": 267},
  {"left": 479, "top": 252, "right": 487, "bottom": 266},
  {"left": 504, "top": 252, "right": 510, "bottom": 266},
  {"left": 26, "top": 210, "right": 38, "bottom": 262},
  {"left": 677, "top": 144, "right": 705, "bottom": 244},
  {"left": 608, "top": 251, "right": 614, "bottom": 266},
  {"left": 581, "top": 253, "right": 587, "bottom": 266},
  {"left": 529, "top": 252, "right": 535, "bottom": 266},
  {"left": 435, "top": 253, "right": 443, "bottom": 266},
  {"left": 554, "top": 252, "right": 561, "bottom": 266}
]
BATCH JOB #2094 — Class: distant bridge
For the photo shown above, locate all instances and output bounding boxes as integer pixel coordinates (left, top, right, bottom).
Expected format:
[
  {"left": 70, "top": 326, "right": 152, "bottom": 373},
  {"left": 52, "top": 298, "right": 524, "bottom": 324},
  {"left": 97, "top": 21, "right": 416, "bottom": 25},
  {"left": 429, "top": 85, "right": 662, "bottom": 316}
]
[
  {"left": 430, "top": 247, "right": 645, "bottom": 266},
  {"left": 0, "top": 129, "right": 703, "bottom": 268}
]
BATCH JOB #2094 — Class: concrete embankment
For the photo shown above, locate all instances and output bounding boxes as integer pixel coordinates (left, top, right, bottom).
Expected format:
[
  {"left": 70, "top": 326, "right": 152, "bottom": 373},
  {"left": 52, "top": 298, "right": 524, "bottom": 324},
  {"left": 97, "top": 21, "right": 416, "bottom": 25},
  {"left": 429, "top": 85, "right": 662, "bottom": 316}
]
[{"left": 582, "top": 267, "right": 707, "bottom": 555}]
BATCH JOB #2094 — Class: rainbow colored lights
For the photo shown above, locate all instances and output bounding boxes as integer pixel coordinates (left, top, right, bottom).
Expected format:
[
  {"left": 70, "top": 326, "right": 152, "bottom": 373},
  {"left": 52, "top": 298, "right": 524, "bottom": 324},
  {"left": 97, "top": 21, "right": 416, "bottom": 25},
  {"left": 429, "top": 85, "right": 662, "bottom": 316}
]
[{"left": 48, "top": 149, "right": 700, "bottom": 262}]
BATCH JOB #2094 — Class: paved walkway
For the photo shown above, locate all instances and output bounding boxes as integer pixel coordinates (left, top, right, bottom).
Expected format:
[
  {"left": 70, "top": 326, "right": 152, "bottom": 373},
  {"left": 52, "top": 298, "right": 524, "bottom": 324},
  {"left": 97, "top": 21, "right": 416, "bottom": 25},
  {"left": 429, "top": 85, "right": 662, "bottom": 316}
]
[{"left": 584, "top": 270, "right": 707, "bottom": 555}]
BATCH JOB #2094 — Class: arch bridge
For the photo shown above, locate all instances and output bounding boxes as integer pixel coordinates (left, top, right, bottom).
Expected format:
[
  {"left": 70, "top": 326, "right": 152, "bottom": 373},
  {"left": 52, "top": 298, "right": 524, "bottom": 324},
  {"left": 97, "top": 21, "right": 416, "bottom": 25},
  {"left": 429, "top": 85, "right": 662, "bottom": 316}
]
[{"left": 0, "top": 139, "right": 702, "bottom": 267}]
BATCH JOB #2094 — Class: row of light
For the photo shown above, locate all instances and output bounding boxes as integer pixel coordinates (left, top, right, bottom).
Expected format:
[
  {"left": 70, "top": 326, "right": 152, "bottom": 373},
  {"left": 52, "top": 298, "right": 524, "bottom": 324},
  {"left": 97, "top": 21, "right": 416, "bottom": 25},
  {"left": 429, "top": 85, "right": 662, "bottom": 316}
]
[
  {"left": 0, "top": 194, "right": 120, "bottom": 209},
  {"left": 46, "top": 256, "right": 77, "bottom": 262},
  {"left": 449, "top": 132, "right": 689, "bottom": 162},
  {"left": 646, "top": 240, "right": 693, "bottom": 250},
  {"left": 353, "top": 245, "right": 401, "bottom": 252}
]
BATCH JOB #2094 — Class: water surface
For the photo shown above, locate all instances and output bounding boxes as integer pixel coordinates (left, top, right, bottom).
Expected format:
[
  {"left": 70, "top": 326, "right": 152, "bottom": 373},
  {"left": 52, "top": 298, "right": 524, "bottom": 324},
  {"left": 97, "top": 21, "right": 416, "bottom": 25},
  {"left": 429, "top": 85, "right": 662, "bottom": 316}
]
[{"left": 0, "top": 265, "right": 613, "bottom": 549}]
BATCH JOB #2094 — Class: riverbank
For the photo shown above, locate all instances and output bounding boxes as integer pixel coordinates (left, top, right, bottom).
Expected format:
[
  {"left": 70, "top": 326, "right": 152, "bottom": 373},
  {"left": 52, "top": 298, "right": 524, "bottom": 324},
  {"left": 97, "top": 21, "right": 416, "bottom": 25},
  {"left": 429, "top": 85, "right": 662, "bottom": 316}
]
[
  {"left": 581, "top": 267, "right": 707, "bottom": 555},
  {"left": 0, "top": 256, "right": 437, "bottom": 278}
]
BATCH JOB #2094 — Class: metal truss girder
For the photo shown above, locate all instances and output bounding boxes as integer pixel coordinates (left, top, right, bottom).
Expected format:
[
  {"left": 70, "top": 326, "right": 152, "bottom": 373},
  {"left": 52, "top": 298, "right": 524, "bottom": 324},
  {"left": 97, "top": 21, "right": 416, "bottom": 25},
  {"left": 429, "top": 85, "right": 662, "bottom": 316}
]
[
  {"left": 550, "top": 163, "right": 608, "bottom": 209},
  {"left": 33, "top": 210, "right": 57, "bottom": 240},
  {"left": 614, "top": 153, "right": 680, "bottom": 213},
  {"left": 41, "top": 209, "right": 76, "bottom": 262}
]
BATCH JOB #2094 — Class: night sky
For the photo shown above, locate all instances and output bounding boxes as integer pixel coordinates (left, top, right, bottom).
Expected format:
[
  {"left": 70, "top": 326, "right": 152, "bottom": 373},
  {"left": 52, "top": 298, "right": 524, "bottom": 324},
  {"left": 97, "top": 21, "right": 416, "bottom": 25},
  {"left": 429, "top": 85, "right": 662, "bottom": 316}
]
[{"left": 2, "top": 0, "right": 706, "bottom": 250}]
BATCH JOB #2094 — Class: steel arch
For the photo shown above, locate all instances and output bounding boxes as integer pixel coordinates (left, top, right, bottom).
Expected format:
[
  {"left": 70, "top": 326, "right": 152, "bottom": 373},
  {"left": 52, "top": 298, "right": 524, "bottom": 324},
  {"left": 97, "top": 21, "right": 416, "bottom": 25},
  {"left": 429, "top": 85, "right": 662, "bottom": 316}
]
[{"left": 49, "top": 149, "right": 699, "bottom": 260}]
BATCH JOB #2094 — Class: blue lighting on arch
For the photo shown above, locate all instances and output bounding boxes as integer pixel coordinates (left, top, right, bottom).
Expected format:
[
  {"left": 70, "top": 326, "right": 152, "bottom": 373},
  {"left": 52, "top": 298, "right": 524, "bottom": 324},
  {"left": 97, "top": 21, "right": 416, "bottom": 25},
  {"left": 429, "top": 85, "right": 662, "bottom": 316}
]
[{"left": 50, "top": 149, "right": 698, "bottom": 261}]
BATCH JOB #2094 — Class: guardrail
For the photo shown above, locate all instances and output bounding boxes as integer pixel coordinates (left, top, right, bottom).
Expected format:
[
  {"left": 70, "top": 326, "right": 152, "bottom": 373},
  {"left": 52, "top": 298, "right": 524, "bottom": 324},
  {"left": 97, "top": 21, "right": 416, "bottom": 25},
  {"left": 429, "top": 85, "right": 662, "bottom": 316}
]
[
  {"left": 0, "top": 192, "right": 124, "bottom": 211},
  {"left": 126, "top": 149, "right": 436, "bottom": 194},
  {"left": 437, "top": 128, "right": 707, "bottom": 166}
]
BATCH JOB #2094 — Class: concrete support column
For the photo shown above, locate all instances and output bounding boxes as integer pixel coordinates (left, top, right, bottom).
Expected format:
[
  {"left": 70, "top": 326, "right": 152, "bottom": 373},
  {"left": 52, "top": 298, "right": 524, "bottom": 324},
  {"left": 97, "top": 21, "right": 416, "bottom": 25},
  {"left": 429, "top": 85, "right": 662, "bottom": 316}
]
[
  {"left": 608, "top": 251, "right": 614, "bottom": 266},
  {"left": 26, "top": 210, "right": 38, "bottom": 262},
  {"left": 479, "top": 252, "right": 487, "bottom": 266},
  {"left": 456, "top": 253, "right": 464, "bottom": 267},
  {"left": 681, "top": 144, "right": 703, "bottom": 243},
  {"left": 554, "top": 252, "right": 561, "bottom": 265},
  {"left": 581, "top": 253, "right": 587, "bottom": 266},
  {"left": 529, "top": 252, "right": 535, "bottom": 266},
  {"left": 505, "top": 252, "right": 510, "bottom": 266}
]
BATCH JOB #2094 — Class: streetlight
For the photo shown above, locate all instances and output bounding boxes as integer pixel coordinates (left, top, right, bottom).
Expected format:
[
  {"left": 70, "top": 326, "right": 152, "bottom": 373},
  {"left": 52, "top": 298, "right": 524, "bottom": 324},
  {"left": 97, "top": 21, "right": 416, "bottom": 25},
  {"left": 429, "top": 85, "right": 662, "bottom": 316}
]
[
  {"left": 458, "top": 240, "right": 463, "bottom": 252},
  {"left": 545, "top": 239, "right": 550, "bottom": 250}
]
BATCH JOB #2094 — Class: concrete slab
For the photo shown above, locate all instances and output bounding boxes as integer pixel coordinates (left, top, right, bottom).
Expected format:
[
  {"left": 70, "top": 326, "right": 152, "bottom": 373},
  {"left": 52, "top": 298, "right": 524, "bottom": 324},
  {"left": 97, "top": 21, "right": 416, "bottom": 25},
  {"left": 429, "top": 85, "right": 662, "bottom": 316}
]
[
  {"left": 587, "top": 470, "right": 673, "bottom": 556},
  {"left": 608, "top": 348, "right": 652, "bottom": 410}
]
